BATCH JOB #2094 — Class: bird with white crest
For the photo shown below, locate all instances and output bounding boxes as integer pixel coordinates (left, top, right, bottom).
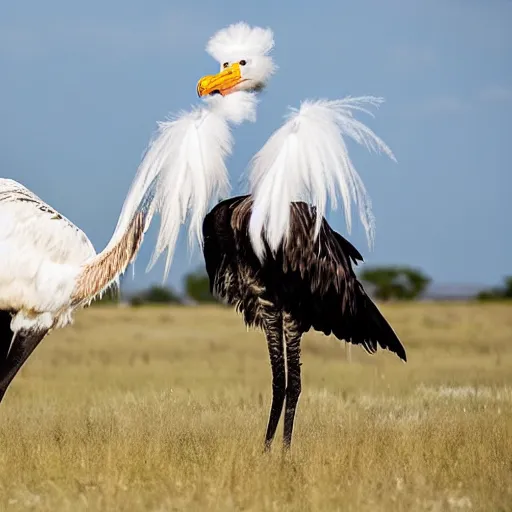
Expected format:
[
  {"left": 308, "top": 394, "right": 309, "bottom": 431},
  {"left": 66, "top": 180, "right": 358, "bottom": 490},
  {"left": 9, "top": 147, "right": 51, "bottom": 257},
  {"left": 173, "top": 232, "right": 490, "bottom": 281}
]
[
  {"left": 193, "top": 22, "right": 407, "bottom": 450},
  {"left": 114, "top": 21, "right": 407, "bottom": 449}
]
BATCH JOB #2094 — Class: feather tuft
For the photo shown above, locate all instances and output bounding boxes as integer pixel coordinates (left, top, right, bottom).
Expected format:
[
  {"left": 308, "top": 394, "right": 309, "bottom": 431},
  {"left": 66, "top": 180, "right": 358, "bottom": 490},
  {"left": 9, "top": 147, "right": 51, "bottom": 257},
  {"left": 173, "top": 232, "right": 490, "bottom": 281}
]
[
  {"left": 206, "top": 22, "right": 274, "bottom": 63},
  {"left": 248, "top": 97, "right": 396, "bottom": 260},
  {"left": 112, "top": 92, "right": 258, "bottom": 281}
]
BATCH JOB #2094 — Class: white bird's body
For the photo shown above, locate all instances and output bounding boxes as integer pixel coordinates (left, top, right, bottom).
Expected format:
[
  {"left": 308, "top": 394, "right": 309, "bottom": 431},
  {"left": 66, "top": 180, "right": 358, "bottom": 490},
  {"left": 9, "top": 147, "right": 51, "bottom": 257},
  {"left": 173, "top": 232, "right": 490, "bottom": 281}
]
[
  {"left": 0, "top": 175, "right": 145, "bottom": 402},
  {"left": 0, "top": 179, "right": 97, "bottom": 331}
]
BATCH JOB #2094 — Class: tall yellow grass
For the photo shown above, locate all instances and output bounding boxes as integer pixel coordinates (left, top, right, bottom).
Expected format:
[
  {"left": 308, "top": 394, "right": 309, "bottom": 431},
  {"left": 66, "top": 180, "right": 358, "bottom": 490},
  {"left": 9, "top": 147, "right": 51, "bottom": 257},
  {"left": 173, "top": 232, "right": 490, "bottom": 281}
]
[{"left": 0, "top": 303, "right": 510, "bottom": 511}]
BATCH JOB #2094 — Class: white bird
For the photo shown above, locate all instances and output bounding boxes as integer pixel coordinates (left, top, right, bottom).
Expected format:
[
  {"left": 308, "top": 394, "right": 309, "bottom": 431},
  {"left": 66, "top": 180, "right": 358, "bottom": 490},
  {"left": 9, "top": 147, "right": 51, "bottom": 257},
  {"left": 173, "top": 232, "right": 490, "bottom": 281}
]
[{"left": 0, "top": 178, "right": 146, "bottom": 402}]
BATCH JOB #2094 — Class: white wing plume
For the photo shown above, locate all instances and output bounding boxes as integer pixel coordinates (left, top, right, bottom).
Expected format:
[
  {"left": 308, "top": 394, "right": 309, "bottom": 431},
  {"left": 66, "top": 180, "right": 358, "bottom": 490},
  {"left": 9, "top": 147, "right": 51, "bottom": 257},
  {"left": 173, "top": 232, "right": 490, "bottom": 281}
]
[
  {"left": 248, "top": 97, "right": 396, "bottom": 260},
  {"left": 111, "top": 91, "right": 258, "bottom": 279}
]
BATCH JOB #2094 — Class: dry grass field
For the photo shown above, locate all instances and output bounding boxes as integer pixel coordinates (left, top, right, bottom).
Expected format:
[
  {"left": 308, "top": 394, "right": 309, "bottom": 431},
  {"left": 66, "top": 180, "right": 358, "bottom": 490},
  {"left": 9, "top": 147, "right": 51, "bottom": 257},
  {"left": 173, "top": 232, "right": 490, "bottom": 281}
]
[{"left": 0, "top": 303, "right": 511, "bottom": 511}]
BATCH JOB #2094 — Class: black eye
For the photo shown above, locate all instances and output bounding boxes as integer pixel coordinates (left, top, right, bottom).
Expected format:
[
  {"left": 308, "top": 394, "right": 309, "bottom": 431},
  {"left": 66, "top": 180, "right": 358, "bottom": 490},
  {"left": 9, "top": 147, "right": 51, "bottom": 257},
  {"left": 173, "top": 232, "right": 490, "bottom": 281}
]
[
  {"left": 239, "top": 59, "right": 247, "bottom": 66},
  {"left": 223, "top": 62, "right": 229, "bottom": 68}
]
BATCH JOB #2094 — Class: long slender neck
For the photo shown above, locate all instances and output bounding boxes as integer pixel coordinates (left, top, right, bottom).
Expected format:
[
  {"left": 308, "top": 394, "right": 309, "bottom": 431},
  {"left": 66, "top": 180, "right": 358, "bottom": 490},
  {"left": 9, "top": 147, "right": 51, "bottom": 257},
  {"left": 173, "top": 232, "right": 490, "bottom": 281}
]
[
  {"left": 70, "top": 90, "right": 260, "bottom": 305},
  {"left": 71, "top": 212, "right": 145, "bottom": 305}
]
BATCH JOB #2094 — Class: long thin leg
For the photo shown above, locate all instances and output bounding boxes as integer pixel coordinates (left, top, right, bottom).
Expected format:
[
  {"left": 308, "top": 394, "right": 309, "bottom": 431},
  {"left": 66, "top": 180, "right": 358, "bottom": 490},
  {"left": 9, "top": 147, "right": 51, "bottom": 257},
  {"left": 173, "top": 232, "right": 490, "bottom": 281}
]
[
  {"left": 0, "top": 329, "right": 47, "bottom": 403},
  {"left": 263, "top": 307, "right": 285, "bottom": 451},
  {"left": 283, "top": 312, "right": 302, "bottom": 449}
]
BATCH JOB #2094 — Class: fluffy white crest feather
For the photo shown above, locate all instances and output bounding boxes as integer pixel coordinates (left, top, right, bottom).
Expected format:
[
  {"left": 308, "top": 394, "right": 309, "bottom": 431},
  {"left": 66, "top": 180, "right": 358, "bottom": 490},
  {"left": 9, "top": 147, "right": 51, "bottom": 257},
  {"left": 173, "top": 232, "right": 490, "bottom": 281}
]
[
  {"left": 248, "top": 97, "right": 396, "bottom": 260},
  {"left": 113, "top": 91, "right": 258, "bottom": 280},
  {"left": 206, "top": 22, "right": 274, "bottom": 63}
]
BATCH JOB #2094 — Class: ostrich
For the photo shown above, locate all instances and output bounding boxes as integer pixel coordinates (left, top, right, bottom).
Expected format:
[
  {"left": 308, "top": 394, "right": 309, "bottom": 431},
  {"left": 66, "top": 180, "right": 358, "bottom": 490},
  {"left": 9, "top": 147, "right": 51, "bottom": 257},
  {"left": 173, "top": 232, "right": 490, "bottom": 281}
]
[
  {"left": 189, "top": 23, "right": 407, "bottom": 449},
  {"left": 108, "top": 22, "right": 405, "bottom": 447},
  {"left": 202, "top": 195, "right": 406, "bottom": 450}
]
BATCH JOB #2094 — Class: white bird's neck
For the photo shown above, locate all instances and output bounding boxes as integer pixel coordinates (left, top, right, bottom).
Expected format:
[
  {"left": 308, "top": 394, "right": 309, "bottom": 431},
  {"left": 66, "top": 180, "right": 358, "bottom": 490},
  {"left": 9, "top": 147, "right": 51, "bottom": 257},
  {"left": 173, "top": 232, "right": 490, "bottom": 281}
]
[
  {"left": 204, "top": 91, "right": 259, "bottom": 124},
  {"left": 71, "top": 90, "right": 260, "bottom": 302}
]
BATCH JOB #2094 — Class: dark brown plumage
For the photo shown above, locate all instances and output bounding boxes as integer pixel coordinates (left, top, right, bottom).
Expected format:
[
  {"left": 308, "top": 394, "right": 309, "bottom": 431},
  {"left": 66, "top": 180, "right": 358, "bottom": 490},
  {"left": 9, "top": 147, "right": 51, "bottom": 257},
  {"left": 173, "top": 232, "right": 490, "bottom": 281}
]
[{"left": 202, "top": 195, "right": 406, "bottom": 449}]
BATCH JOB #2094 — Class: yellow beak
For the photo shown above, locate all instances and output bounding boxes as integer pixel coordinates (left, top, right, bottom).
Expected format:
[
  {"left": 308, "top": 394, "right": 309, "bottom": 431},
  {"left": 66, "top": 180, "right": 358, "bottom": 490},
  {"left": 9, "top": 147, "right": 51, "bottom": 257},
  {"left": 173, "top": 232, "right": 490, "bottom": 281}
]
[{"left": 197, "top": 63, "right": 243, "bottom": 97}]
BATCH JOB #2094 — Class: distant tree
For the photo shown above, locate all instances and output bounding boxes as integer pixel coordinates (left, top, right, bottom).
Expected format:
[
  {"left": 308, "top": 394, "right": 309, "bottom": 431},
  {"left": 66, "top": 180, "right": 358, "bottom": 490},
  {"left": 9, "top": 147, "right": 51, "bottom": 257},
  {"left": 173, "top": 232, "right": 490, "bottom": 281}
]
[
  {"left": 360, "top": 265, "right": 431, "bottom": 301},
  {"left": 184, "top": 270, "right": 217, "bottom": 303},
  {"left": 129, "top": 285, "right": 181, "bottom": 306},
  {"left": 145, "top": 286, "right": 180, "bottom": 303},
  {"left": 476, "top": 276, "right": 512, "bottom": 301},
  {"left": 129, "top": 295, "right": 145, "bottom": 307},
  {"left": 504, "top": 276, "right": 512, "bottom": 298}
]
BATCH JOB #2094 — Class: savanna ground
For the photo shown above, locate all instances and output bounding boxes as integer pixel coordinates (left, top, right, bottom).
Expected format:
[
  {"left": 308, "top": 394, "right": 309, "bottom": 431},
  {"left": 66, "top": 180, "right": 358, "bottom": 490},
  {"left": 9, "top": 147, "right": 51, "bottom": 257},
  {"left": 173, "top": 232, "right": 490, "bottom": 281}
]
[{"left": 0, "top": 303, "right": 511, "bottom": 511}]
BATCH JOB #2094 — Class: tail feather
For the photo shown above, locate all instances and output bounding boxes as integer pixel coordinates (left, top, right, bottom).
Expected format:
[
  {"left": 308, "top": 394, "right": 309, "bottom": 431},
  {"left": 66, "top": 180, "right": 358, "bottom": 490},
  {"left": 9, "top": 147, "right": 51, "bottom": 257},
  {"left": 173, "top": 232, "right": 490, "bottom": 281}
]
[
  {"left": 313, "top": 283, "right": 407, "bottom": 362},
  {"left": 340, "top": 287, "right": 407, "bottom": 362}
]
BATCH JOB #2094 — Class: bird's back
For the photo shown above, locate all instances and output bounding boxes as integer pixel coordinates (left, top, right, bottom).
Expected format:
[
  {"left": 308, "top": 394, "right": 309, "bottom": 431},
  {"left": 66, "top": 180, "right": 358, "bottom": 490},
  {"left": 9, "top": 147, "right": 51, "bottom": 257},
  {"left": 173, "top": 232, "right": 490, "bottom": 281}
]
[
  {"left": 203, "top": 195, "right": 406, "bottom": 361},
  {"left": 0, "top": 179, "right": 96, "bottom": 315}
]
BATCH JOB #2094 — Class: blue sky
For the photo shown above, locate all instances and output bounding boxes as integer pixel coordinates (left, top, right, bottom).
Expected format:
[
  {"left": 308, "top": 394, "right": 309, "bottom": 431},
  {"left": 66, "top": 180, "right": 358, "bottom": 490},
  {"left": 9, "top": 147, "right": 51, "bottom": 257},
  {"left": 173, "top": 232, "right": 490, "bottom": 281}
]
[{"left": 1, "top": 0, "right": 511, "bottom": 292}]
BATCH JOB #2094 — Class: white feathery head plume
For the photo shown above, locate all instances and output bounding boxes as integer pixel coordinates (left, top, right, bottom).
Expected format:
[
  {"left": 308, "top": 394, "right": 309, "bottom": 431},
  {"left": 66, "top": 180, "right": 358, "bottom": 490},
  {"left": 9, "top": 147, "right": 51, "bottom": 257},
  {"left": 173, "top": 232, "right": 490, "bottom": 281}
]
[{"left": 248, "top": 97, "right": 396, "bottom": 260}]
